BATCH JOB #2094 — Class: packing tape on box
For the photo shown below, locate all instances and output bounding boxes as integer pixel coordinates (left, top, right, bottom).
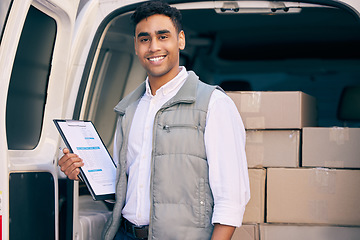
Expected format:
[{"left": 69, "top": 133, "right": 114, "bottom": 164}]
[
  {"left": 246, "top": 130, "right": 264, "bottom": 143},
  {"left": 310, "top": 168, "right": 336, "bottom": 194},
  {"left": 245, "top": 131, "right": 264, "bottom": 167},
  {"left": 324, "top": 160, "right": 345, "bottom": 168},
  {"left": 307, "top": 168, "right": 336, "bottom": 222},
  {"left": 246, "top": 145, "right": 264, "bottom": 167},
  {"left": 241, "top": 92, "right": 261, "bottom": 113},
  {"left": 308, "top": 199, "right": 329, "bottom": 222},
  {"left": 245, "top": 117, "right": 265, "bottom": 129},
  {"left": 329, "top": 127, "right": 349, "bottom": 145},
  {"left": 288, "top": 131, "right": 297, "bottom": 142}
]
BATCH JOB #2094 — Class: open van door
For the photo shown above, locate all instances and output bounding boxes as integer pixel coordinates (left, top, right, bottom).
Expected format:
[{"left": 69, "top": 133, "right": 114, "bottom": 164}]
[
  {"left": 0, "top": 0, "right": 79, "bottom": 239},
  {"left": 65, "top": 0, "right": 360, "bottom": 239},
  {"left": 2, "top": 0, "right": 359, "bottom": 239}
]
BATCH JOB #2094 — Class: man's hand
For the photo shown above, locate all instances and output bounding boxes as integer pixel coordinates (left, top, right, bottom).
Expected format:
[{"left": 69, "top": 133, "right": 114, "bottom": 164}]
[{"left": 58, "top": 148, "right": 84, "bottom": 181}]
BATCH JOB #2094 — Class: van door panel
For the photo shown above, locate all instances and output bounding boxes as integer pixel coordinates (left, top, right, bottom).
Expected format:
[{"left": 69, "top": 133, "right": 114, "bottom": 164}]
[{"left": 0, "top": 1, "right": 79, "bottom": 240}]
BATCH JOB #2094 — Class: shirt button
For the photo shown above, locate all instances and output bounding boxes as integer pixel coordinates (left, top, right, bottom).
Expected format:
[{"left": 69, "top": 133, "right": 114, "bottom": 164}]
[{"left": 200, "top": 201, "right": 205, "bottom": 205}]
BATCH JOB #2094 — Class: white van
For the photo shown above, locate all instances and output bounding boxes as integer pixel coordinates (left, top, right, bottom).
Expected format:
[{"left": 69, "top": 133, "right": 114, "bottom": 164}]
[{"left": 0, "top": 0, "right": 359, "bottom": 239}]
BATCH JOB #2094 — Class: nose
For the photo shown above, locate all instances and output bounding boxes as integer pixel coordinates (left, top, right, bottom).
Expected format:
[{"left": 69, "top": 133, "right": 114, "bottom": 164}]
[{"left": 149, "top": 38, "right": 161, "bottom": 52}]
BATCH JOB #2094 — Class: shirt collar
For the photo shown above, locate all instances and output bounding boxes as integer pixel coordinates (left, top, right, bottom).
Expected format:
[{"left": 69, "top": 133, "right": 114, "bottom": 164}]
[{"left": 145, "top": 66, "right": 188, "bottom": 97}]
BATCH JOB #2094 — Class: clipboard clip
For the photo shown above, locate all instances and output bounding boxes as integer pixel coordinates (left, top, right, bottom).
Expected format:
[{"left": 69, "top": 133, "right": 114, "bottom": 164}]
[{"left": 66, "top": 120, "right": 86, "bottom": 127}]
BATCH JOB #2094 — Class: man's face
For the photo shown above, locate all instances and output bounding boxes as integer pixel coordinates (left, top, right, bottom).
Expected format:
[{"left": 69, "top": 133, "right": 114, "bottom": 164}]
[{"left": 134, "top": 14, "right": 185, "bottom": 83}]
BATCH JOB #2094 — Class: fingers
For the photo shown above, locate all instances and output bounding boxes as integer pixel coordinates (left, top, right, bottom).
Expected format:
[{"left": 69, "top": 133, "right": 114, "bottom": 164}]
[
  {"left": 58, "top": 148, "right": 84, "bottom": 181},
  {"left": 67, "top": 166, "right": 83, "bottom": 181},
  {"left": 62, "top": 148, "right": 70, "bottom": 154}
]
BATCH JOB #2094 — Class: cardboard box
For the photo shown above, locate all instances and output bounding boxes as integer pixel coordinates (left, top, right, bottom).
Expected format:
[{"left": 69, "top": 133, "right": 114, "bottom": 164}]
[
  {"left": 260, "top": 224, "right": 360, "bottom": 240},
  {"left": 303, "top": 127, "right": 360, "bottom": 168},
  {"left": 243, "top": 169, "right": 266, "bottom": 223},
  {"left": 232, "top": 224, "right": 259, "bottom": 240},
  {"left": 246, "top": 130, "right": 300, "bottom": 168},
  {"left": 267, "top": 168, "right": 360, "bottom": 226},
  {"left": 227, "top": 91, "right": 317, "bottom": 129}
]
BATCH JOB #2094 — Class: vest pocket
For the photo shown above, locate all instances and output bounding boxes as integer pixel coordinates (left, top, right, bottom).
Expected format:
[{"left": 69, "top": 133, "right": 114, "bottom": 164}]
[{"left": 162, "top": 124, "right": 200, "bottom": 133}]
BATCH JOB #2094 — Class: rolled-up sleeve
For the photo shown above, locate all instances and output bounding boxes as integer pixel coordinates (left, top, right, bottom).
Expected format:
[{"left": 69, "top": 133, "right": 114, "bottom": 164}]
[{"left": 205, "top": 89, "right": 250, "bottom": 227}]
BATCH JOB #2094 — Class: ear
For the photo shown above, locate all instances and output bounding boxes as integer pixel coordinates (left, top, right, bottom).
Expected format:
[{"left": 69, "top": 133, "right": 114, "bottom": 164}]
[{"left": 178, "top": 30, "right": 185, "bottom": 50}]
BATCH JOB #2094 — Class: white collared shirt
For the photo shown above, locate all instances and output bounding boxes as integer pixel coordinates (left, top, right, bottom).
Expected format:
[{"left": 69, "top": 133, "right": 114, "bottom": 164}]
[{"left": 117, "top": 67, "right": 250, "bottom": 227}]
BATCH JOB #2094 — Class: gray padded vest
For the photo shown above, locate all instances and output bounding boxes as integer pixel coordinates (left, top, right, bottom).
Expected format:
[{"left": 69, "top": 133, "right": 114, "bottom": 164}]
[{"left": 103, "top": 71, "right": 216, "bottom": 240}]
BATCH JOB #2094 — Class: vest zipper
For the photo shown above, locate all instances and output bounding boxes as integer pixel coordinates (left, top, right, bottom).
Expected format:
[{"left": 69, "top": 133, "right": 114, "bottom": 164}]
[
  {"left": 163, "top": 124, "right": 199, "bottom": 132},
  {"left": 149, "top": 108, "right": 166, "bottom": 239}
]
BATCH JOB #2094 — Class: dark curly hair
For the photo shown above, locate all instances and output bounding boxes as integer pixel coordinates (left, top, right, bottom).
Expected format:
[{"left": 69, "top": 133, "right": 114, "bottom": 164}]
[{"left": 131, "top": 1, "right": 183, "bottom": 33}]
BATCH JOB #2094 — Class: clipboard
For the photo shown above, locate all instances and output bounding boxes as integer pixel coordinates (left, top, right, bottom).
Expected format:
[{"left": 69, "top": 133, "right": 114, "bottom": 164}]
[{"left": 54, "top": 119, "right": 117, "bottom": 201}]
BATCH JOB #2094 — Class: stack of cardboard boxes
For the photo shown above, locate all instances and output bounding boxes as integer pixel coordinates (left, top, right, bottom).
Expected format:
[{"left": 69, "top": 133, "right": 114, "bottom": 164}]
[{"left": 227, "top": 91, "right": 360, "bottom": 240}]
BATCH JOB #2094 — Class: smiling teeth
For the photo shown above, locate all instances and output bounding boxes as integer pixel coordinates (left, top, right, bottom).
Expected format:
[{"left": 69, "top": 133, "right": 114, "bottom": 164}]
[{"left": 149, "top": 56, "right": 165, "bottom": 62}]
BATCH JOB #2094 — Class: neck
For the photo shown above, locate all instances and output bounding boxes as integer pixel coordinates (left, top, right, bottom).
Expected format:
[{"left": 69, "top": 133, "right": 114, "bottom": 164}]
[{"left": 148, "top": 67, "right": 181, "bottom": 95}]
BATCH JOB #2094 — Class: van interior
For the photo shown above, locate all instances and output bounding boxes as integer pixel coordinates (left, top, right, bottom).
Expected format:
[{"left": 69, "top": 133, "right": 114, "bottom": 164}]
[
  {"left": 5, "top": 1, "right": 360, "bottom": 239},
  {"left": 80, "top": 1, "right": 360, "bottom": 156},
  {"left": 67, "top": 2, "right": 360, "bottom": 236},
  {"left": 71, "top": 1, "right": 360, "bottom": 237}
]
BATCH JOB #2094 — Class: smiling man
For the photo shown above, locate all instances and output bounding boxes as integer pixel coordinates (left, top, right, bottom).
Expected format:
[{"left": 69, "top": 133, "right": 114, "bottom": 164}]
[
  {"left": 58, "top": 1, "right": 250, "bottom": 239},
  {"left": 134, "top": 13, "right": 185, "bottom": 94}
]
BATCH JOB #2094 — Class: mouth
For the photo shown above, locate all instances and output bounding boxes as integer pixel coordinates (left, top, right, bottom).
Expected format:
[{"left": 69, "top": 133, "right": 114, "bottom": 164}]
[{"left": 147, "top": 55, "right": 166, "bottom": 63}]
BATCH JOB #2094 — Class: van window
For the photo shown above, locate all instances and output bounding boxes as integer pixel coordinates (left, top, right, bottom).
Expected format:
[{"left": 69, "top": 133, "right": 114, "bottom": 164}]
[
  {"left": 6, "top": 6, "right": 56, "bottom": 150},
  {"left": 84, "top": 48, "right": 132, "bottom": 153}
]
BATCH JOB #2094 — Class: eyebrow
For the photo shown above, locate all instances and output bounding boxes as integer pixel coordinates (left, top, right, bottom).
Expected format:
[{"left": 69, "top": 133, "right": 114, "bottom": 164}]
[
  {"left": 156, "top": 29, "right": 170, "bottom": 35},
  {"left": 137, "top": 29, "right": 171, "bottom": 38},
  {"left": 137, "top": 32, "right": 150, "bottom": 38}
]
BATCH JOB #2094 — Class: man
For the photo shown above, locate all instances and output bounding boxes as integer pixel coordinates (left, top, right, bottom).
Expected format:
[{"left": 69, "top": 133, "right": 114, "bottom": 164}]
[{"left": 58, "top": 1, "right": 250, "bottom": 239}]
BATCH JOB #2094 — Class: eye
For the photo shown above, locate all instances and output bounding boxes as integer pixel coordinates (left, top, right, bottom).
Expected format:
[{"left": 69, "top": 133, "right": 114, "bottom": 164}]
[
  {"left": 159, "top": 35, "right": 168, "bottom": 40},
  {"left": 140, "top": 38, "right": 149, "bottom": 43}
]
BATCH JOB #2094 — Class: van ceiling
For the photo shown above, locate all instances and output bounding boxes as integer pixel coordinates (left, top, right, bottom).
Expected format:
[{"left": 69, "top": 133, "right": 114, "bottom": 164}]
[
  {"left": 180, "top": 6, "right": 360, "bottom": 60},
  {"left": 109, "top": 4, "right": 360, "bottom": 61}
]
